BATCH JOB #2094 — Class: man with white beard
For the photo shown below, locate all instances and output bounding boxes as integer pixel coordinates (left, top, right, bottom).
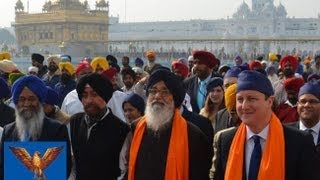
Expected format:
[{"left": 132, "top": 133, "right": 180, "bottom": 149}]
[
  {"left": 128, "top": 69, "right": 211, "bottom": 180},
  {"left": 0, "top": 75, "right": 71, "bottom": 179}
]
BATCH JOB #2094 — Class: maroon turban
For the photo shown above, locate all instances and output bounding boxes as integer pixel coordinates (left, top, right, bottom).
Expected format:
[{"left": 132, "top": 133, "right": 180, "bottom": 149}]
[{"left": 193, "top": 50, "right": 217, "bottom": 69}]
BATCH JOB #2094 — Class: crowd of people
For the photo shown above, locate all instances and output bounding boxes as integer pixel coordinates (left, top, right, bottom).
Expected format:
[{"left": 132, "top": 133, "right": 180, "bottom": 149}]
[{"left": 0, "top": 49, "right": 319, "bottom": 180}]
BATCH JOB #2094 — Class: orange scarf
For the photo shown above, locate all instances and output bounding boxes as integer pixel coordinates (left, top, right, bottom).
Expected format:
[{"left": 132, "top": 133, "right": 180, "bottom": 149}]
[
  {"left": 128, "top": 108, "right": 189, "bottom": 180},
  {"left": 224, "top": 113, "right": 285, "bottom": 180}
]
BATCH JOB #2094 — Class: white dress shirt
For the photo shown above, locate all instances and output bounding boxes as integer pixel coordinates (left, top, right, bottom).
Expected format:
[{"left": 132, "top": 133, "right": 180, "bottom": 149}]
[{"left": 299, "top": 120, "right": 320, "bottom": 145}]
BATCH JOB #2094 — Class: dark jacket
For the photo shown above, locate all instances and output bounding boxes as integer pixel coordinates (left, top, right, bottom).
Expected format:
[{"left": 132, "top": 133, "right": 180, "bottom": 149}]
[
  {"left": 54, "top": 79, "right": 76, "bottom": 108},
  {"left": 132, "top": 120, "right": 211, "bottom": 180},
  {"left": 38, "top": 65, "right": 48, "bottom": 79},
  {"left": 0, "top": 102, "right": 15, "bottom": 127},
  {"left": 70, "top": 110, "right": 130, "bottom": 180},
  {"left": 42, "top": 73, "right": 60, "bottom": 89},
  {"left": 213, "top": 125, "right": 319, "bottom": 180},
  {"left": 183, "top": 75, "right": 201, "bottom": 113},
  {"left": 182, "top": 106, "right": 214, "bottom": 161},
  {"left": 0, "top": 117, "right": 72, "bottom": 179}
]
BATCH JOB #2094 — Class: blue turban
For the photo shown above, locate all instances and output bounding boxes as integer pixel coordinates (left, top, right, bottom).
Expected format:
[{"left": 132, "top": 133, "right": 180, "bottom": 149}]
[
  {"left": 45, "top": 86, "right": 59, "bottom": 105},
  {"left": 122, "top": 93, "right": 145, "bottom": 115},
  {"left": 298, "top": 82, "right": 320, "bottom": 98},
  {"left": 234, "top": 55, "right": 243, "bottom": 64},
  {"left": 265, "top": 65, "right": 276, "bottom": 74},
  {"left": 237, "top": 70, "right": 274, "bottom": 96},
  {"left": 307, "top": 73, "right": 320, "bottom": 82},
  {"left": 11, "top": 75, "right": 48, "bottom": 104},
  {"left": 147, "top": 69, "right": 185, "bottom": 107},
  {"left": 0, "top": 77, "right": 10, "bottom": 99},
  {"left": 224, "top": 67, "right": 241, "bottom": 79},
  {"left": 237, "top": 63, "right": 250, "bottom": 71},
  {"left": 206, "top": 77, "right": 223, "bottom": 93},
  {"left": 135, "top": 58, "right": 144, "bottom": 66}
]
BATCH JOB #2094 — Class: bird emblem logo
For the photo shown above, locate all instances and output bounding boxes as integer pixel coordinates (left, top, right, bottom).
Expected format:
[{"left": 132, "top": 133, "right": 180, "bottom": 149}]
[{"left": 9, "top": 146, "right": 63, "bottom": 180}]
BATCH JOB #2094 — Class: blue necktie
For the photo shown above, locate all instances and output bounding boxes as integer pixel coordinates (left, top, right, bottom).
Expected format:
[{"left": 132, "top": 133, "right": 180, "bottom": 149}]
[
  {"left": 305, "top": 129, "right": 320, "bottom": 145},
  {"left": 248, "top": 135, "right": 262, "bottom": 180},
  {"left": 197, "top": 81, "right": 206, "bottom": 110}
]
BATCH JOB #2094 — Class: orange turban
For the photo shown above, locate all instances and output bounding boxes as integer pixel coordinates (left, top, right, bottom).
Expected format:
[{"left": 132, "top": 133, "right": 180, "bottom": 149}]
[
  {"left": 224, "top": 83, "right": 237, "bottom": 113},
  {"left": 304, "top": 56, "right": 311, "bottom": 65},
  {"left": 59, "top": 62, "right": 75, "bottom": 75},
  {"left": 145, "top": 50, "right": 156, "bottom": 58},
  {"left": 91, "top": 57, "right": 109, "bottom": 72}
]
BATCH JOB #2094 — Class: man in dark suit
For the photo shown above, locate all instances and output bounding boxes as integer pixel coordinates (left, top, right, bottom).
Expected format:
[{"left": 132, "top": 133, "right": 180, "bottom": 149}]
[
  {"left": 288, "top": 82, "right": 320, "bottom": 146},
  {"left": 0, "top": 75, "right": 71, "bottom": 179},
  {"left": 213, "top": 70, "right": 319, "bottom": 180},
  {"left": 184, "top": 50, "right": 218, "bottom": 113}
]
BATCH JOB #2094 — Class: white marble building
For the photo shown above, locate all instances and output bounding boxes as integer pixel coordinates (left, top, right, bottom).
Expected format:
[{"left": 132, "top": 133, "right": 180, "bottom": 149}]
[{"left": 108, "top": 0, "right": 320, "bottom": 61}]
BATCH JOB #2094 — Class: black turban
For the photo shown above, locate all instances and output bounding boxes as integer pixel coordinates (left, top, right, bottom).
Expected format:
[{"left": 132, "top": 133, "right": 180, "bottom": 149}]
[
  {"left": 31, "top": 53, "right": 44, "bottom": 64},
  {"left": 146, "top": 69, "right": 185, "bottom": 107},
  {"left": 76, "top": 73, "right": 114, "bottom": 103}
]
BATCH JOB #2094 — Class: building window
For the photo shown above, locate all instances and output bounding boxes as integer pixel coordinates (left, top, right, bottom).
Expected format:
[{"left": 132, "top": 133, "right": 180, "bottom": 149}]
[{"left": 50, "top": 32, "right": 53, "bottom": 39}]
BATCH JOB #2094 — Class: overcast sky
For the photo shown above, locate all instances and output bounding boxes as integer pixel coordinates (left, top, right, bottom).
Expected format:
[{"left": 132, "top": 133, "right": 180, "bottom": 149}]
[{"left": 1, "top": 0, "right": 320, "bottom": 27}]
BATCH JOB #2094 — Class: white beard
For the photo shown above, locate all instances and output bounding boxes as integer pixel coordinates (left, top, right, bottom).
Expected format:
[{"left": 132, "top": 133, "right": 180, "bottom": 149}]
[
  {"left": 145, "top": 99, "right": 175, "bottom": 132},
  {"left": 15, "top": 105, "right": 45, "bottom": 141}
]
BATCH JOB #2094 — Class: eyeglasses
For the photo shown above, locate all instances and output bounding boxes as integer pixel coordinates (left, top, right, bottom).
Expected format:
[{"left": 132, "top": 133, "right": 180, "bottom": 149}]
[
  {"left": 298, "top": 99, "right": 320, "bottom": 105},
  {"left": 148, "top": 88, "right": 171, "bottom": 97}
]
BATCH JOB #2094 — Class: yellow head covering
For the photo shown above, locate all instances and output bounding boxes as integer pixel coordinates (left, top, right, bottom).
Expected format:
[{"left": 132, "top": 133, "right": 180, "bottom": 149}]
[
  {"left": 59, "top": 62, "right": 75, "bottom": 75},
  {"left": 269, "top": 53, "right": 278, "bottom": 61},
  {"left": 91, "top": 57, "right": 109, "bottom": 72},
  {"left": 0, "top": 52, "right": 11, "bottom": 60},
  {"left": 224, "top": 83, "right": 237, "bottom": 113}
]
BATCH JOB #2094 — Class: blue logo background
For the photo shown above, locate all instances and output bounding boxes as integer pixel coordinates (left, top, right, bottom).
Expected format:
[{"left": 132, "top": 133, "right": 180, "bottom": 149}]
[{"left": 4, "top": 141, "right": 66, "bottom": 180}]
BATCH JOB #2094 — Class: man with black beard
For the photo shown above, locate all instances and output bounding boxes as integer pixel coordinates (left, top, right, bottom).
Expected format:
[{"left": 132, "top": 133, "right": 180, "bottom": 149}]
[
  {"left": 273, "top": 55, "right": 298, "bottom": 105},
  {"left": 0, "top": 75, "right": 71, "bottom": 179},
  {"left": 54, "top": 61, "right": 76, "bottom": 108},
  {"left": 31, "top": 53, "right": 47, "bottom": 78},
  {"left": 42, "top": 56, "right": 61, "bottom": 89},
  {"left": 69, "top": 73, "right": 129, "bottom": 180},
  {"left": 275, "top": 77, "right": 305, "bottom": 124},
  {"left": 128, "top": 69, "right": 211, "bottom": 180}
]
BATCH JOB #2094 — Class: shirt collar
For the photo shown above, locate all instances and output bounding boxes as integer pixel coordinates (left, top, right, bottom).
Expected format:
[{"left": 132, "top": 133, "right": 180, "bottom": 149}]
[
  {"left": 198, "top": 75, "right": 211, "bottom": 84},
  {"left": 300, "top": 120, "right": 320, "bottom": 135},
  {"left": 85, "top": 108, "right": 109, "bottom": 127},
  {"left": 284, "top": 100, "right": 296, "bottom": 107},
  {"left": 246, "top": 124, "right": 270, "bottom": 141}
]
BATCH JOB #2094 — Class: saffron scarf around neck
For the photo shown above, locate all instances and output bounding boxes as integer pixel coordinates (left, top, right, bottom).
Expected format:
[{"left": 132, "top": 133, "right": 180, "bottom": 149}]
[
  {"left": 224, "top": 112, "right": 285, "bottom": 180},
  {"left": 128, "top": 108, "right": 189, "bottom": 180}
]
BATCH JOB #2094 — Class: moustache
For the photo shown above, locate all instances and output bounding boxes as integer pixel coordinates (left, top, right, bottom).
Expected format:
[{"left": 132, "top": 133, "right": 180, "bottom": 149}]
[{"left": 18, "top": 107, "right": 38, "bottom": 120}]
